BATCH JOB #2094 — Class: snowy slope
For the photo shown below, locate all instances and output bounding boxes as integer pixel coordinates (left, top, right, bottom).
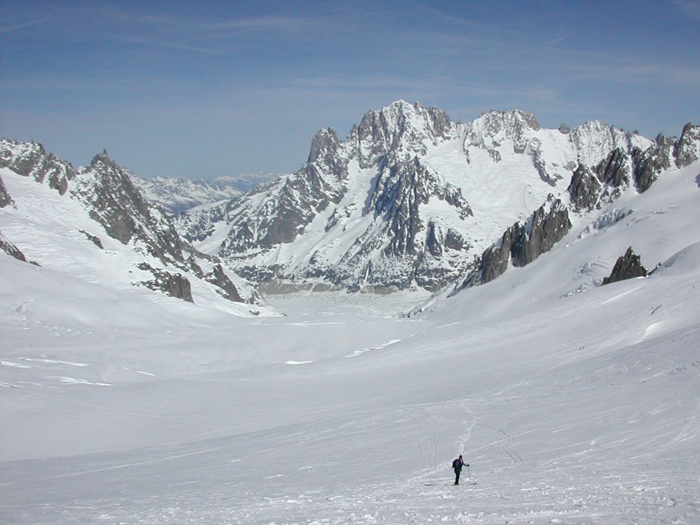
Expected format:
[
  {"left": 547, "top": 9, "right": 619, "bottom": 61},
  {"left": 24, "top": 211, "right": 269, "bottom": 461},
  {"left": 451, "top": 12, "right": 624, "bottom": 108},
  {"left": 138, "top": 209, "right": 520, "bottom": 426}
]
[
  {"left": 179, "top": 101, "right": 682, "bottom": 294},
  {"left": 1, "top": 159, "right": 699, "bottom": 523},
  {"left": 0, "top": 139, "right": 279, "bottom": 317}
]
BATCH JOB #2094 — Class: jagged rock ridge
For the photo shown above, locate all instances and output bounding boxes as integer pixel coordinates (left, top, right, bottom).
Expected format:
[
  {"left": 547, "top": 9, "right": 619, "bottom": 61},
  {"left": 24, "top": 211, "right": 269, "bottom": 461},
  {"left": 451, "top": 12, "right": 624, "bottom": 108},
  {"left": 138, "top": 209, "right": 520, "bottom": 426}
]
[
  {"left": 602, "top": 247, "right": 648, "bottom": 285},
  {"left": 177, "top": 101, "right": 698, "bottom": 294},
  {"left": 0, "top": 139, "right": 271, "bottom": 315},
  {"left": 456, "top": 197, "right": 572, "bottom": 290}
]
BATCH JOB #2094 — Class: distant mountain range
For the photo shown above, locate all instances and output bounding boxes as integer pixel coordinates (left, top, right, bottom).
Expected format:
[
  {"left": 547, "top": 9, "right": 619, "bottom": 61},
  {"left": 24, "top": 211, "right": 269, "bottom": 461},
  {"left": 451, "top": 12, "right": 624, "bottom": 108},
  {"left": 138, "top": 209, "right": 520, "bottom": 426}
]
[
  {"left": 174, "top": 100, "right": 699, "bottom": 293},
  {"left": 1, "top": 101, "right": 698, "bottom": 309},
  {"left": 133, "top": 172, "right": 282, "bottom": 214}
]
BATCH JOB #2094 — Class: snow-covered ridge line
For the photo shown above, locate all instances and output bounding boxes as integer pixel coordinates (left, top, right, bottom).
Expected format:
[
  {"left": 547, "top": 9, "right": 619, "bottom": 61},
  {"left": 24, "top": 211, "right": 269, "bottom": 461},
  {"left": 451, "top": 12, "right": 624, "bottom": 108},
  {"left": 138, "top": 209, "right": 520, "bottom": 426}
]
[
  {"left": 176, "top": 101, "right": 699, "bottom": 294},
  {"left": 0, "top": 139, "right": 279, "bottom": 317}
]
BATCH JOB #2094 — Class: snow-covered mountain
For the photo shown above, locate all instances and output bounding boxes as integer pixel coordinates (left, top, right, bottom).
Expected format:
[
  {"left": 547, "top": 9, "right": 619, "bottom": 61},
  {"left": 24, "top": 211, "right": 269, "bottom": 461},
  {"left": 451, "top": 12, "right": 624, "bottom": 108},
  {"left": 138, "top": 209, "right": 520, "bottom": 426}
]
[
  {"left": 0, "top": 139, "right": 278, "bottom": 317},
  {"left": 132, "top": 172, "right": 282, "bottom": 214},
  {"left": 1, "top": 140, "right": 699, "bottom": 523},
  {"left": 177, "top": 100, "right": 697, "bottom": 294}
]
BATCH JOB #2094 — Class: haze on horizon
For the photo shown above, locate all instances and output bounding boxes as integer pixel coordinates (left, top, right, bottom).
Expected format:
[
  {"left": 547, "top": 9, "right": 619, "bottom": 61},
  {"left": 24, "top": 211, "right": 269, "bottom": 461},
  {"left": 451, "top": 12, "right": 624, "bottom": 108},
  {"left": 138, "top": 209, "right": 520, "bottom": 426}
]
[{"left": 1, "top": 0, "right": 699, "bottom": 179}]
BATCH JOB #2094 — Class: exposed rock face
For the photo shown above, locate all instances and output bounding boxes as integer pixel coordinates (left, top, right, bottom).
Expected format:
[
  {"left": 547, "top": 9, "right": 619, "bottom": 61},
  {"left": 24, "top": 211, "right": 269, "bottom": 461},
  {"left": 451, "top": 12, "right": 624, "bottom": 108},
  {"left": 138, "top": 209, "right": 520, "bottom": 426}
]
[
  {"left": 674, "top": 123, "right": 700, "bottom": 168},
  {"left": 0, "top": 140, "right": 267, "bottom": 309},
  {"left": 6, "top": 105, "right": 698, "bottom": 297},
  {"left": 0, "top": 139, "right": 75, "bottom": 194},
  {"left": 354, "top": 103, "right": 454, "bottom": 169},
  {"left": 366, "top": 158, "right": 472, "bottom": 256},
  {"left": 175, "top": 102, "right": 699, "bottom": 294},
  {"left": 457, "top": 198, "right": 571, "bottom": 289},
  {"left": 568, "top": 135, "right": 676, "bottom": 212},
  {"left": 512, "top": 198, "right": 571, "bottom": 267},
  {"left": 602, "top": 247, "right": 648, "bottom": 285},
  {"left": 137, "top": 263, "right": 193, "bottom": 303},
  {"left": 0, "top": 175, "right": 14, "bottom": 208},
  {"left": 568, "top": 164, "right": 602, "bottom": 212},
  {"left": 205, "top": 264, "right": 244, "bottom": 302},
  {"left": 595, "top": 148, "right": 630, "bottom": 197},
  {"left": 219, "top": 131, "right": 348, "bottom": 264},
  {"left": 73, "top": 151, "right": 186, "bottom": 265},
  {"left": 80, "top": 229, "right": 104, "bottom": 249},
  {"left": 568, "top": 124, "right": 700, "bottom": 212},
  {"left": 632, "top": 135, "right": 675, "bottom": 193},
  {"left": 0, "top": 231, "right": 28, "bottom": 262},
  {"left": 567, "top": 147, "right": 635, "bottom": 212},
  {"left": 180, "top": 102, "right": 479, "bottom": 291}
]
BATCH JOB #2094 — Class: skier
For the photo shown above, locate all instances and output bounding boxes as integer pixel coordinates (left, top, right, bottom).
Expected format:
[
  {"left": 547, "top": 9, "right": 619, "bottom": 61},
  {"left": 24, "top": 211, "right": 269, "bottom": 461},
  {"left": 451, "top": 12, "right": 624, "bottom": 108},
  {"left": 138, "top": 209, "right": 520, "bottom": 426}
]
[{"left": 452, "top": 455, "right": 469, "bottom": 485}]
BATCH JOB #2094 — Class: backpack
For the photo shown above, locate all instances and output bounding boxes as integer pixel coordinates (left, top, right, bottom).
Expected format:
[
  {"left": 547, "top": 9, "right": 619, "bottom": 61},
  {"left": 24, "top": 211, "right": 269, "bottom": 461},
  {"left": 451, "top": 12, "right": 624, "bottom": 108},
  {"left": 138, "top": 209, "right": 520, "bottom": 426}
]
[{"left": 452, "top": 458, "right": 461, "bottom": 470}]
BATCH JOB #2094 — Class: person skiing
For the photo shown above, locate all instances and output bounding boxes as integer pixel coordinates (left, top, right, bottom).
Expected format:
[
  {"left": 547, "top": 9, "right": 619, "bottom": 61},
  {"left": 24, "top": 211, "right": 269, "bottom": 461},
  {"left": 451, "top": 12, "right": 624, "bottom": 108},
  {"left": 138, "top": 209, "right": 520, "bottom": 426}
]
[{"left": 452, "top": 455, "right": 468, "bottom": 485}]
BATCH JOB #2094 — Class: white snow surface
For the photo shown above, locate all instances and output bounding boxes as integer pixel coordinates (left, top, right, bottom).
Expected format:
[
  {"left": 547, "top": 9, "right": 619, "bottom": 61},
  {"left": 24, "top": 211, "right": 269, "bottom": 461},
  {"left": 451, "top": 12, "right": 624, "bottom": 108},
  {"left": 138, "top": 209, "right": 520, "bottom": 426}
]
[
  {"left": 0, "top": 167, "right": 275, "bottom": 318},
  {"left": 1, "top": 163, "right": 700, "bottom": 523}
]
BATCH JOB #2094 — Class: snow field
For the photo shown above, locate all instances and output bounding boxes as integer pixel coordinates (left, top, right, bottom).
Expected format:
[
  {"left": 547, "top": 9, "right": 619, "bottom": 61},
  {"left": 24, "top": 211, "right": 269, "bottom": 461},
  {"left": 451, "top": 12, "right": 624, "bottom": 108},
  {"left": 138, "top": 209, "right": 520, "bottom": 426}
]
[{"left": 1, "top": 162, "right": 699, "bottom": 523}]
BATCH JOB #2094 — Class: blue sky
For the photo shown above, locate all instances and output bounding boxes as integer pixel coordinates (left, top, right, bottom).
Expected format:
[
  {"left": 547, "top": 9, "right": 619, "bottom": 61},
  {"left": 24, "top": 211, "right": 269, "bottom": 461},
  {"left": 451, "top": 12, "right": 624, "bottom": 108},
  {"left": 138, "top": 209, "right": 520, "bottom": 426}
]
[{"left": 1, "top": 1, "right": 699, "bottom": 179}]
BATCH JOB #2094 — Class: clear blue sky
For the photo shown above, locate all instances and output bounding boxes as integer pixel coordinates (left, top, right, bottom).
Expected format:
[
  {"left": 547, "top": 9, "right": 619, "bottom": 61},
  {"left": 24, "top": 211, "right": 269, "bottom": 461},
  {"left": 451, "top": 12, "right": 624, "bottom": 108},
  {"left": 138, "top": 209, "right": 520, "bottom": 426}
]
[{"left": 1, "top": 1, "right": 699, "bottom": 179}]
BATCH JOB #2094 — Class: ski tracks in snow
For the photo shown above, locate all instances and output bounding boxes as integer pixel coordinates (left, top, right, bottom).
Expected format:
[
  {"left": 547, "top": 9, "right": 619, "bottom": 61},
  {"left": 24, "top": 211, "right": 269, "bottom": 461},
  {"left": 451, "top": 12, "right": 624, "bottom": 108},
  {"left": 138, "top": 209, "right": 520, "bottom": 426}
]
[{"left": 474, "top": 423, "right": 523, "bottom": 471}]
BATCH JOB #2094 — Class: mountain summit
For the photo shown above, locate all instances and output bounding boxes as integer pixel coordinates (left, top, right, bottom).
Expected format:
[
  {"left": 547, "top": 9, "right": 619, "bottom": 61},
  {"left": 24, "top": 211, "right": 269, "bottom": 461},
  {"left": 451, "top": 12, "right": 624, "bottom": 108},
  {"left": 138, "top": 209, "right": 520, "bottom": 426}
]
[{"left": 177, "top": 101, "right": 697, "bottom": 293}]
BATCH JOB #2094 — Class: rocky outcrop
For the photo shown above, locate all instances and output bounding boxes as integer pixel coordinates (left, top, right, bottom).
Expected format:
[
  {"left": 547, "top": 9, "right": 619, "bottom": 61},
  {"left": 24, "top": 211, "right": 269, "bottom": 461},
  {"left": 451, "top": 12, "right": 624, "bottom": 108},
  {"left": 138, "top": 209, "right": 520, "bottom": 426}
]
[
  {"left": 568, "top": 125, "right": 696, "bottom": 213},
  {"left": 568, "top": 164, "right": 602, "bottom": 212},
  {"left": 0, "top": 175, "right": 14, "bottom": 208},
  {"left": 354, "top": 101, "right": 455, "bottom": 168},
  {"left": 568, "top": 141, "right": 665, "bottom": 212},
  {"left": 160, "top": 103, "right": 698, "bottom": 294},
  {"left": 512, "top": 198, "right": 571, "bottom": 267},
  {"left": 0, "top": 140, "right": 268, "bottom": 309},
  {"left": 205, "top": 264, "right": 244, "bottom": 302},
  {"left": 595, "top": 148, "right": 630, "bottom": 192},
  {"left": 368, "top": 158, "right": 472, "bottom": 256},
  {"left": 0, "top": 139, "right": 75, "bottom": 195},
  {"left": 632, "top": 134, "right": 675, "bottom": 193},
  {"left": 220, "top": 135, "right": 348, "bottom": 261},
  {"left": 136, "top": 263, "right": 193, "bottom": 302},
  {"left": 185, "top": 101, "right": 478, "bottom": 291},
  {"left": 73, "top": 151, "right": 185, "bottom": 264},
  {"left": 0, "top": 231, "right": 28, "bottom": 263},
  {"left": 80, "top": 229, "right": 104, "bottom": 249},
  {"left": 568, "top": 147, "right": 635, "bottom": 210},
  {"left": 457, "top": 198, "right": 571, "bottom": 290},
  {"left": 602, "top": 247, "right": 648, "bottom": 285},
  {"left": 673, "top": 123, "right": 700, "bottom": 168}
]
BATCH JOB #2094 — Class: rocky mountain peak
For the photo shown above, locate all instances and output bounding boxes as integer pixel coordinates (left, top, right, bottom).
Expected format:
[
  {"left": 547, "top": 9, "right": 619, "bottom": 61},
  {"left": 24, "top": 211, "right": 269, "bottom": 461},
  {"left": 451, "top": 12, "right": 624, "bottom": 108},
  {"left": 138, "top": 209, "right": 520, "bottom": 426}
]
[
  {"left": 473, "top": 109, "right": 541, "bottom": 136},
  {"left": 0, "top": 138, "right": 75, "bottom": 195},
  {"left": 1, "top": 140, "right": 269, "bottom": 312},
  {"left": 90, "top": 149, "right": 122, "bottom": 171},
  {"left": 464, "top": 109, "right": 542, "bottom": 159},
  {"left": 353, "top": 100, "right": 454, "bottom": 167},
  {"left": 674, "top": 123, "right": 700, "bottom": 168},
  {"left": 308, "top": 127, "right": 340, "bottom": 164},
  {"left": 168, "top": 105, "right": 698, "bottom": 295}
]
